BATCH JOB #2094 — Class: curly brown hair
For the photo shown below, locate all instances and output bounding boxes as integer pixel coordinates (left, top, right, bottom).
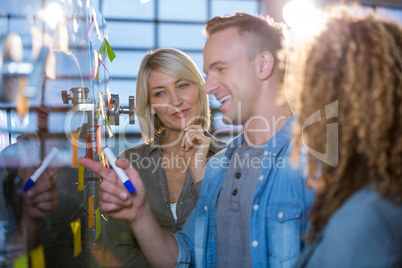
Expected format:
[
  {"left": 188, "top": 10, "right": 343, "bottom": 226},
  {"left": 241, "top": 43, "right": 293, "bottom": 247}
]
[{"left": 288, "top": 7, "right": 402, "bottom": 241}]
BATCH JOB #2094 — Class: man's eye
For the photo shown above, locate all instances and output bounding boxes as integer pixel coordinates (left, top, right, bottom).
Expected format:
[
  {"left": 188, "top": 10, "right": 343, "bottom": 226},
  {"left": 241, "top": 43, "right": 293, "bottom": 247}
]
[{"left": 217, "top": 67, "right": 225, "bottom": 73}]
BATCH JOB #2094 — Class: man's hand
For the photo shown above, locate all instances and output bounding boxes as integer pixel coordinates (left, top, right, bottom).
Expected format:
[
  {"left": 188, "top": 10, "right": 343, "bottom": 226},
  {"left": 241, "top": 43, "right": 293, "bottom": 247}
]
[{"left": 79, "top": 158, "right": 147, "bottom": 223}]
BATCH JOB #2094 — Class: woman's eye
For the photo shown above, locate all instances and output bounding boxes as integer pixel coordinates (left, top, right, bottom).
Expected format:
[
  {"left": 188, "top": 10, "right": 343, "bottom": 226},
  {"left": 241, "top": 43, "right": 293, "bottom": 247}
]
[
  {"left": 155, "top": 91, "right": 165, "bottom": 97},
  {"left": 177, "top": 83, "right": 190, "bottom": 90}
]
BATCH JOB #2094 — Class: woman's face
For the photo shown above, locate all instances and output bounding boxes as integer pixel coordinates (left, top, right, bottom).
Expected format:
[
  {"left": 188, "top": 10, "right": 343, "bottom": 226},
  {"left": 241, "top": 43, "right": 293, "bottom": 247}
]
[{"left": 148, "top": 70, "right": 202, "bottom": 132}]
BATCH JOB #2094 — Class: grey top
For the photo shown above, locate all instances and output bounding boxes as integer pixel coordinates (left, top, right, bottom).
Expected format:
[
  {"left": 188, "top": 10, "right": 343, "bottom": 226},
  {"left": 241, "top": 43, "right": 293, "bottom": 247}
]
[
  {"left": 295, "top": 187, "right": 402, "bottom": 268},
  {"left": 105, "top": 132, "right": 225, "bottom": 267},
  {"left": 216, "top": 142, "right": 265, "bottom": 268}
]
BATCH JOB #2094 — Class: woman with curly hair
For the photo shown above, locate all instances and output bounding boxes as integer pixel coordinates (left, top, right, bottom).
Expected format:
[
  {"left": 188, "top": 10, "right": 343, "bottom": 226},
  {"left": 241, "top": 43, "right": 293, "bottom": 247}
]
[{"left": 287, "top": 5, "right": 402, "bottom": 267}]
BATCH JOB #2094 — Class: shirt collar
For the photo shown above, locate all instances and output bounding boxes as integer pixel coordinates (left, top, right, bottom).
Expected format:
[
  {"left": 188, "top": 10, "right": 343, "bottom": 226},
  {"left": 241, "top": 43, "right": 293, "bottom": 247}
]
[{"left": 225, "top": 115, "right": 296, "bottom": 158}]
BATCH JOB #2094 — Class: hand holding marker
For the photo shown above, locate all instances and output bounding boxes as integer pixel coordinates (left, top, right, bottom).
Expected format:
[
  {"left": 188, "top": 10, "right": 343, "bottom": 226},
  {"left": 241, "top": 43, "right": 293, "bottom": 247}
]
[
  {"left": 23, "top": 147, "right": 59, "bottom": 192},
  {"left": 102, "top": 146, "right": 136, "bottom": 194}
]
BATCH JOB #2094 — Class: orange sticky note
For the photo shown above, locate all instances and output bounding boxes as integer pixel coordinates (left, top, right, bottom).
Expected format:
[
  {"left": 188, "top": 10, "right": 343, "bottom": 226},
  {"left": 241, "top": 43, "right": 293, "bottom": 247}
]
[
  {"left": 13, "top": 255, "right": 28, "bottom": 268},
  {"left": 78, "top": 160, "right": 84, "bottom": 191},
  {"left": 95, "top": 125, "right": 101, "bottom": 154},
  {"left": 88, "top": 196, "right": 94, "bottom": 229},
  {"left": 95, "top": 208, "right": 101, "bottom": 239},
  {"left": 70, "top": 218, "right": 82, "bottom": 257},
  {"left": 30, "top": 245, "right": 44, "bottom": 268},
  {"left": 104, "top": 153, "right": 109, "bottom": 169},
  {"left": 86, "top": 134, "right": 93, "bottom": 160},
  {"left": 16, "top": 77, "right": 29, "bottom": 121},
  {"left": 71, "top": 132, "right": 79, "bottom": 168}
]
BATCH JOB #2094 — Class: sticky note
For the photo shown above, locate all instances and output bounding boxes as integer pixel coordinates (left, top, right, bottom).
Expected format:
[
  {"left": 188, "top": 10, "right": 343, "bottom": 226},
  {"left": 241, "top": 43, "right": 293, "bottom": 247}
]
[
  {"left": 95, "top": 125, "right": 102, "bottom": 154},
  {"left": 93, "top": 10, "right": 101, "bottom": 41},
  {"left": 97, "top": 91, "right": 104, "bottom": 120},
  {"left": 105, "top": 116, "right": 114, "bottom": 138},
  {"left": 87, "top": 9, "right": 101, "bottom": 41},
  {"left": 16, "top": 77, "right": 29, "bottom": 121},
  {"left": 86, "top": 134, "right": 93, "bottom": 160},
  {"left": 30, "top": 245, "right": 44, "bottom": 268},
  {"left": 88, "top": 50, "right": 99, "bottom": 81},
  {"left": 105, "top": 37, "right": 116, "bottom": 62},
  {"left": 99, "top": 58, "right": 112, "bottom": 80},
  {"left": 94, "top": 51, "right": 99, "bottom": 81},
  {"left": 95, "top": 208, "right": 101, "bottom": 239},
  {"left": 104, "top": 153, "right": 109, "bottom": 169},
  {"left": 87, "top": 14, "right": 95, "bottom": 40},
  {"left": 71, "top": 132, "right": 79, "bottom": 168},
  {"left": 98, "top": 40, "right": 106, "bottom": 62},
  {"left": 106, "top": 85, "right": 113, "bottom": 110},
  {"left": 70, "top": 218, "right": 82, "bottom": 257},
  {"left": 99, "top": 152, "right": 105, "bottom": 167},
  {"left": 13, "top": 255, "right": 28, "bottom": 268},
  {"left": 95, "top": 91, "right": 113, "bottom": 138},
  {"left": 88, "top": 196, "right": 94, "bottom": 229},
  {"left": 78, "top": 160, "right": 84, "bottom": 191}
]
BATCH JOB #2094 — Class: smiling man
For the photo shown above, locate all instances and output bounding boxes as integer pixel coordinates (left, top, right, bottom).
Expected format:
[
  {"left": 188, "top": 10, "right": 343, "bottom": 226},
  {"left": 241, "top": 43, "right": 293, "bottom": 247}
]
[{"left": 80, "top": 13, "right": 314, "bottom": 268}]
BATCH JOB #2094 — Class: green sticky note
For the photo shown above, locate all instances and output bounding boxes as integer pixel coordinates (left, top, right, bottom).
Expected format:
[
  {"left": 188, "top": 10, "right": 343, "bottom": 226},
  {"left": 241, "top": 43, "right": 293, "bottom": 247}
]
[
  {"left": 95, "top": 208, "right": 101, "bottom": 239},
  {"left": 105, "top": 37, "right": 116, "bottom": 62},
  {"left": 13, "top": 255, "right": 28, "bottom": 268},
  {"left": 98, "top": 40, "right": 107, "bottom": 62},
  {"left": 104, "top": 114, "right": 114, "bottom": 137}
]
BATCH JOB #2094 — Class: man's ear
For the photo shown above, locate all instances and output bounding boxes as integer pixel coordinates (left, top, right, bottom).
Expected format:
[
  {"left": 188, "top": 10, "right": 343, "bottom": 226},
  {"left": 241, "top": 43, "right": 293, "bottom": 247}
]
[{"left": 258, "top": 52, "right": 274, "bottom": 80}]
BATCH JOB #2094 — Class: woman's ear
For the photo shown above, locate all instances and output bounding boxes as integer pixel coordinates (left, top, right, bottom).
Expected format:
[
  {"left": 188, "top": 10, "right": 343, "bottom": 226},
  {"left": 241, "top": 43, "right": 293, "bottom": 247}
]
[{"left": 258, "top": 52, "right": 274, "bottom": 80}]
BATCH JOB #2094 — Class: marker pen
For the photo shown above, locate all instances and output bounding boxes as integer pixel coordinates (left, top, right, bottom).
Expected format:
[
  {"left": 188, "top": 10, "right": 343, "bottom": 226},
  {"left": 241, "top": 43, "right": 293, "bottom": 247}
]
[
  {"left": 23, "top": 147, "right": 59, "bottom": 192},
  {"left": 102, "top": 146, "right": 136, "bottom": 194}
]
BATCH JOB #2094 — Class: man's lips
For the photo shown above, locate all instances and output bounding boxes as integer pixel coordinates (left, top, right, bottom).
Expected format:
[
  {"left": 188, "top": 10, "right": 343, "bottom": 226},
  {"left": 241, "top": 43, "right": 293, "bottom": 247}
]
[{"left": 171, "top": 108, "right": 190, "bottom": 118}]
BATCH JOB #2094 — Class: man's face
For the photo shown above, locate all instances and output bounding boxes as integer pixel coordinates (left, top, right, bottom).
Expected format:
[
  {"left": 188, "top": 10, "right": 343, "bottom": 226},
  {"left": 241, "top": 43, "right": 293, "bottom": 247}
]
[{"left": 203, "top": 27, "right": 260, "bottom": 125}]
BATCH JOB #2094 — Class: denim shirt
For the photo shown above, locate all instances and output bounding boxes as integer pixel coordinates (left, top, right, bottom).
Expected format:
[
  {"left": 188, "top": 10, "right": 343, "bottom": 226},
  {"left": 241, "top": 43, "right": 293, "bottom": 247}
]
[{"left": 174, "top": 117, "right": 315, "bottom": 268}]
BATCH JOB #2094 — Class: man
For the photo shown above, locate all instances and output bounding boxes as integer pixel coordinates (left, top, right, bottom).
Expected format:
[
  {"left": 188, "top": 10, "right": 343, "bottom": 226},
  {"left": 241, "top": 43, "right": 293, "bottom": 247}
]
[{"left": 81, "top": 13, "right": 314, "bottom": 267}]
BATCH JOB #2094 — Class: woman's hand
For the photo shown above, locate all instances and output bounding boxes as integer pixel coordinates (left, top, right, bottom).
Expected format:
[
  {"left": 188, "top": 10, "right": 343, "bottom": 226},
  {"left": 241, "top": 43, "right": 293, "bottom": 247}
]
[
  {"left": 79, "top": 158, "right": 148, "bottom": 223},
  {"left": 180, "top": 125, "right": 211, "bottom": 183}
]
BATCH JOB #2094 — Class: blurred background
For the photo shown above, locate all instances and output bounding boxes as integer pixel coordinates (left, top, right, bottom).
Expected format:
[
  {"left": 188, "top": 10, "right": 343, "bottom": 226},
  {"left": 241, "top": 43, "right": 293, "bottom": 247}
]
[{"left": 0, "top": 0, "right": 401, "bottom": 151}]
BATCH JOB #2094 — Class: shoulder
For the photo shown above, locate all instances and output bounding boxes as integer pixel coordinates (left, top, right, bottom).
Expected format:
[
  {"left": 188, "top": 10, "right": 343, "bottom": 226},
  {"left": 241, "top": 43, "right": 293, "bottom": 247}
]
[
  {"left": 309, "top": 188, "right": 402, "bottom": 267},
  {"left": 327, "top": 188, "right": 402, "bottom": 228},
  {"left": 118, "top": 143, "right": 155, "bottom": 160}
]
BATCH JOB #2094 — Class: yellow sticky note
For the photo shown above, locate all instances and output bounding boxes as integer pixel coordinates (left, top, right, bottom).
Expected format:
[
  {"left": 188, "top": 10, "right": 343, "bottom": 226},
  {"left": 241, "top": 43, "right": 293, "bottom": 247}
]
[
  {"left": 88, "top": 196, "right": 94, "bottom": 229},
  {"left": 70, "top": 218, "right": 82, "bottom": 257},
  {"left": 13, "top": 255, "right": 28, "bottom": 268},
  {"left": 99, "top": 152, "right": 105, "bottom": 167},
  {"left": 94, "top": 50, "right": 99, "bottom": 81},
  {"left": 30, "top": 245, "right": 44, "bottom": 268},
  {"left": 78, "top": 160, "right": 84, "bottom": 191},
  {"left": 95, "top": 208, "right": 101, "bottom": 239},
  {"left": 95, "top": 91, "right": 103, "bottom": 120},
  {"left": 71, "top": 132, "right": 79, "bottom": 168}
]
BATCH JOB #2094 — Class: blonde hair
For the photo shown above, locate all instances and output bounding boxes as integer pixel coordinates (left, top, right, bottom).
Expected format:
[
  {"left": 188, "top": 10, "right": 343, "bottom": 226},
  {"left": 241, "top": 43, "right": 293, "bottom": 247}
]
[
  {"left": 136, "top": 48, "right": 210, "bottom": 143},
  {"left": 289, "top": 6, "right": 402, "bottom": 241}
]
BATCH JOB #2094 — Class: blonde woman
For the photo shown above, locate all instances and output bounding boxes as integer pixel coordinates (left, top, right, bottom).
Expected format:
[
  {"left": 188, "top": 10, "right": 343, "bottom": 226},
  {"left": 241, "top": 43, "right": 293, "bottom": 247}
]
[{"left": 105, "top": 48, "right": 225, "bottom": 267}]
